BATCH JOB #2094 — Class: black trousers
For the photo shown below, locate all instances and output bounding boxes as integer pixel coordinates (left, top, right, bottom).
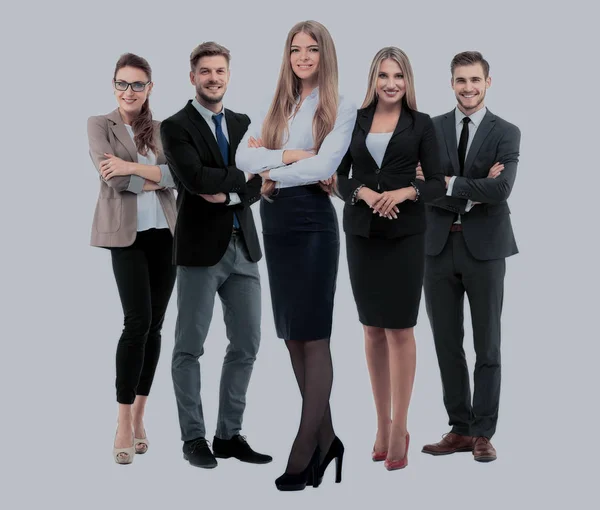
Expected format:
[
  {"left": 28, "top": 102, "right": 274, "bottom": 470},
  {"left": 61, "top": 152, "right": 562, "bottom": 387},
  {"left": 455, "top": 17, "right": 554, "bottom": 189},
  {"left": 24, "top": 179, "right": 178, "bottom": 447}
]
[
  {"left": 110, "top": 228, "right": 176, "bottom": 404},
  {"left": 424, "top": 231, "right": 505, "bottom": 438}
]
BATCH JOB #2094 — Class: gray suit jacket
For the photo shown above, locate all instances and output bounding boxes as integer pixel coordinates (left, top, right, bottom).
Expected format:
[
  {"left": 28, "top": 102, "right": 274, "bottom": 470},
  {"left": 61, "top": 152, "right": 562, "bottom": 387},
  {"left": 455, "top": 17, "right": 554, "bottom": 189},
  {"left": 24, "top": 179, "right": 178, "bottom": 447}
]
[
  {"left": 87, "top": 109, "right": 177, "bottom": 247},
  {"left": 425, "top": 108, "right": 521, "bottom": 260}
]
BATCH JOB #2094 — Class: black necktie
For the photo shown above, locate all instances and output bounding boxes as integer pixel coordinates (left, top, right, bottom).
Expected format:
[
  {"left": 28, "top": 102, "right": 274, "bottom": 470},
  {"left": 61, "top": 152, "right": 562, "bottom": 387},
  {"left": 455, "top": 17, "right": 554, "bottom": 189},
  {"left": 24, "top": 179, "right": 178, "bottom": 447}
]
[{"left": 457, "top": 117, "right": 471, "bottom": 175}]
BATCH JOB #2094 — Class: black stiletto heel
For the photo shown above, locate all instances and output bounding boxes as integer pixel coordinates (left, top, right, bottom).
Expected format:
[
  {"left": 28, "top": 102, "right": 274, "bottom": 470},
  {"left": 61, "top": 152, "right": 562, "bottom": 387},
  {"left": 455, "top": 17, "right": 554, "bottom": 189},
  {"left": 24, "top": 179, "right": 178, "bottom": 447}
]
[
  {"left": 310, "top": 436, "right": 344, "bottom": 487},
  {"left": 275, "top": 448, "right": 320, "bottom": 491}
]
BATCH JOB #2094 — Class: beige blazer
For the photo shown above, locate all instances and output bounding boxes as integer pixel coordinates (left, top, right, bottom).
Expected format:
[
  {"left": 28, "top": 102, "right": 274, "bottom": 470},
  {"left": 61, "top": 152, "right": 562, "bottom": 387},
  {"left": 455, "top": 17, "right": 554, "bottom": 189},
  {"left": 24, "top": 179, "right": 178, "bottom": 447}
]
[{"left": 87, "top": 109, "right": 177, "bottom": 247}]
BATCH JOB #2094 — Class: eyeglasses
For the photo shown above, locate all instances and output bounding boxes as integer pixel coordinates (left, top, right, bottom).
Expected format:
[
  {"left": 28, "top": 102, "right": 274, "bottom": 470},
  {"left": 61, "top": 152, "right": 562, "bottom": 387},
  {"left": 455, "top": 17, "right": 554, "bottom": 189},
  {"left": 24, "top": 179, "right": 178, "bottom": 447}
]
[{"left": 113, "top": 80, "right": 151, "bottom": 92}]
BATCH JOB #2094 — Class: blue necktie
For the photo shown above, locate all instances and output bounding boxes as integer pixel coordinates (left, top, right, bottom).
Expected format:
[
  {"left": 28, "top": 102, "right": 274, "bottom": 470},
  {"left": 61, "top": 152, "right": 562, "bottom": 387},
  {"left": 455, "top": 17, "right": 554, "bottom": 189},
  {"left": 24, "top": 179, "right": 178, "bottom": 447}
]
[{"left": 212, "top": 113, "right": 239, "bottom": 229}]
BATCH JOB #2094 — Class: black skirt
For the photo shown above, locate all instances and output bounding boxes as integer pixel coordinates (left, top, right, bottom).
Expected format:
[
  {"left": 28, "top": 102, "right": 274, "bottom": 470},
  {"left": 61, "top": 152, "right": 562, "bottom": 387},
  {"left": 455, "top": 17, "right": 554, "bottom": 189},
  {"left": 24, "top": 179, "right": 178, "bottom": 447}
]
[
  {"left": 346, "top": 232, "right": 425, "bottom": 329},
  {"left": 260, "top": 185, "right": 340, "bottom": 341}
]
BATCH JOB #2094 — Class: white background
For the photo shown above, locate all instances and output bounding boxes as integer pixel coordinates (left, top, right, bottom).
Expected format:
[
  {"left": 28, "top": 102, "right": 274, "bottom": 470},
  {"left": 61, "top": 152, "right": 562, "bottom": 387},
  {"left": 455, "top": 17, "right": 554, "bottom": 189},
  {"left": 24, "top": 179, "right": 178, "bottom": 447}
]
[{"left": 2, "top": 1, "right": 598, "bottom": 508}]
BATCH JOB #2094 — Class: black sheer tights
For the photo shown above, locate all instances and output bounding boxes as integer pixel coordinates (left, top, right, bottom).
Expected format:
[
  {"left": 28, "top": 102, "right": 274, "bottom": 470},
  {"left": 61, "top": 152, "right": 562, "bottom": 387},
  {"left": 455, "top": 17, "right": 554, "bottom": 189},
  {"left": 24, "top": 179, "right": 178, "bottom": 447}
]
[{"left": 284, "top": 338, "right": 336, "bottom": 473}]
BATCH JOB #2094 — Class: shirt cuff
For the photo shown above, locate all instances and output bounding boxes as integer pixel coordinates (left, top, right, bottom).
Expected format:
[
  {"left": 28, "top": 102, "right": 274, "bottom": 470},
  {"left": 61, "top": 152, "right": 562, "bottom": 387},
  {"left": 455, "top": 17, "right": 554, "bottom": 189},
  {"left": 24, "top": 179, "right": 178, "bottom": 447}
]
[
  {"left": 465, "top": 199, "right": 475, "bottom": 212},
  {"left": 126, "top": 175, "right": 145, "bottom": 194},
  {"left": 446, "top": 176, "right": 457, "bottom": 196},
  {"left": 157, "top": 164, "right": 175, "bottom": 188},
  {"left": 228, "top": 193, "right": 241, "bottom": 205}
]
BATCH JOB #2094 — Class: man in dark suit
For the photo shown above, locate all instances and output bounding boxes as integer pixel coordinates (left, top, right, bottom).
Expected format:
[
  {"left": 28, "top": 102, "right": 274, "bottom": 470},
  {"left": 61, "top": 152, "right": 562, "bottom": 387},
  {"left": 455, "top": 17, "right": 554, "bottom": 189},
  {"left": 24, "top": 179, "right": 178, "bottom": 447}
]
[
  {"left": 160, "top": 42, "right": 271, "bottom": 469},
  {"left": 421, "top": 51, "right": 521, "bottom": 462}
]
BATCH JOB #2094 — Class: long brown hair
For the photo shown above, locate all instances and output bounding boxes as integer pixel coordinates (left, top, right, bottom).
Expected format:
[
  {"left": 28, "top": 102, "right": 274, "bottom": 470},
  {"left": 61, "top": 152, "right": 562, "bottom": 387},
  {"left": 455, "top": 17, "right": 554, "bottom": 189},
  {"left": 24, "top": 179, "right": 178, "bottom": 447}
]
[
  {"left": 361, "top": 47, "right": 417, "bottom": 111},
  {"left": 261, "top": 20, "right": 339, "bottom": 152},
  {"left": 113, "top": 53, "right": 157, "bottom": 156}
]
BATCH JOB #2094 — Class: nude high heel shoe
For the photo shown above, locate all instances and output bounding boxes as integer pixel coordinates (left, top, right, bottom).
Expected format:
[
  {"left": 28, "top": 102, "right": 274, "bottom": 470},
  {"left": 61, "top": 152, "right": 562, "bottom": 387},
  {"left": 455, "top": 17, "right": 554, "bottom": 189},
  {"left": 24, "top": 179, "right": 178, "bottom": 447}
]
[
  {"left": 114, "top": 432, "right": 135, "bottom": 465},
  {"left": 134, "top": 432, "right": 149, "bottom": 454}
]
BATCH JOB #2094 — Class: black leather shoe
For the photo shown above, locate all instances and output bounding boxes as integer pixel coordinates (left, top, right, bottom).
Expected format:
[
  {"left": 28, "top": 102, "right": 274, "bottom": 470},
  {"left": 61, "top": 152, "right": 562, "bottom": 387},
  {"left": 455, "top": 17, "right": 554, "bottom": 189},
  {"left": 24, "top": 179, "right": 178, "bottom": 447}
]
[
  {"left": 212, "top": 434, "right": 273, "bottom": 464},
  {"left": 183, "top": 438, "right": 218, "bottom": 469}
]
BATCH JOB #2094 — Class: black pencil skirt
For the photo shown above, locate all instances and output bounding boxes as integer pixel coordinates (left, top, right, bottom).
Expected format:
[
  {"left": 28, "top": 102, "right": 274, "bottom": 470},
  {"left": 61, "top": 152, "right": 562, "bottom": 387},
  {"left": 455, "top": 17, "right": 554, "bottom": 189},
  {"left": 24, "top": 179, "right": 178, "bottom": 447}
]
[
  {"left": 346, "top": 231, "right": 425, "bottom": 329},
  {"left": 260, "top": 184, "right": 340, "bottom": 341}
]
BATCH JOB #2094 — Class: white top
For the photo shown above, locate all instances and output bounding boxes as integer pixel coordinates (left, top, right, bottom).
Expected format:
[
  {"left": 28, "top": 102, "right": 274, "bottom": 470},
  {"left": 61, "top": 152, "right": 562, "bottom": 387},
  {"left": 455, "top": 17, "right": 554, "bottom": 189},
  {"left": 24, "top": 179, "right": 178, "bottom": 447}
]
[
  {"left": 236, "top": 87, "right": 357, "bottom": 188},
  {"left": 447, "top": 106, "right": 488, "bottom": 221},
  {"left": 124, "top": 124, "right": 169, "bottom": 232},
  {"left": 365, "top": 132, "right": 393, "bottom": 168}
]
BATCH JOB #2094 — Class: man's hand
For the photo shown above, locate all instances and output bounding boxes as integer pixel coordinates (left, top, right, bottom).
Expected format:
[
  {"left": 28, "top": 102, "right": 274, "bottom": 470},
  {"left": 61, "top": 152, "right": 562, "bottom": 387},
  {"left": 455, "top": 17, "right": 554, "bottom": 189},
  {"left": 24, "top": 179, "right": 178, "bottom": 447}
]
[
  {"left": 100, "top": 153, "right": 133, "bottom": 180},
  {"left": 487, "top": 162, "right": 504, "bottom": 179},
  {"left": 199, "top": 193, "right": 227, "bottom": 204},
  {"left": 358, "top": 187, "right": 399, "bottom": 219}
]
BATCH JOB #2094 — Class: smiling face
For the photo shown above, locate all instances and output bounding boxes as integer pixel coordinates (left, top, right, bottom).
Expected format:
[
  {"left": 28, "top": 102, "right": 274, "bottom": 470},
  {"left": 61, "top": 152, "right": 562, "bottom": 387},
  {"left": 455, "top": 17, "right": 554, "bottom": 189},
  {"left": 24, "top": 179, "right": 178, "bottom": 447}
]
[
  {"left": 290, "top": 31, "right": 320, "bottom": 85},
  {"left": 190, "top": 55, "right": 230, "bottom": 108},
  {"left": 376, "top": 58, "right": 406, "bottom": 107},
  {"left": 113, "top": 66, "right": 152, "bottom": 118},
  {"left": 451, "top": 63, "right": 491, "bottom": 115}
]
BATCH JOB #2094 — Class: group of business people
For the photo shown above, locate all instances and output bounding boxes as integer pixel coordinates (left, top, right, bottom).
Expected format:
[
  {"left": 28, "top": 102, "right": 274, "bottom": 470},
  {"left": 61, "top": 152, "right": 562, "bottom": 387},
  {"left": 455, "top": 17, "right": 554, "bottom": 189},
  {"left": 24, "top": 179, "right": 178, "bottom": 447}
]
[{"left": 87, "top": 19, "right": 520, "bottom": 491}]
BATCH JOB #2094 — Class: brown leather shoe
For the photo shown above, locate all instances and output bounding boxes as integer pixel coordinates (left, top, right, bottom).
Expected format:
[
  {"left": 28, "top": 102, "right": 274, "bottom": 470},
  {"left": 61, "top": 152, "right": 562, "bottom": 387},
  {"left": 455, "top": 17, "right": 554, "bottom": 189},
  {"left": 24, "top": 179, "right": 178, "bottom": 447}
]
[
  {"left": 473, "top": 437, "right": 497, "bottom": 462},
  {"left": 421, "top": 432, "right": 474, "bottom": 456}
]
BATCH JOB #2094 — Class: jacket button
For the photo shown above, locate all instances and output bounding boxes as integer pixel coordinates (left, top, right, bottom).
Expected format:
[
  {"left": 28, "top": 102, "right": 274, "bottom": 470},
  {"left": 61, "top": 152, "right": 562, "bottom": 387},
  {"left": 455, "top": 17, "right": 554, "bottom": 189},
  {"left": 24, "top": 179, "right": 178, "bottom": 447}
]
[{"left": 375, "top": 169, "right": 381, "bottom": 174}]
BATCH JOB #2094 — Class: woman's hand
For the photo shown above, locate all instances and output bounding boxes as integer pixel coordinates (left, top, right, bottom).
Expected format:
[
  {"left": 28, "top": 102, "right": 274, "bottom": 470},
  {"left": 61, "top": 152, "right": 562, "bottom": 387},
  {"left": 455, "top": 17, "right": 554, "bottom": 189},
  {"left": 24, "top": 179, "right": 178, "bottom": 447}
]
[
  {"left": 199, "top": 193, "right": 227, "bottom": 204},
  {"left": 248, "top": 136, "right": 264, "bottom": 148},
  {"left": 371, "top": 189, "right": 412, "bottom": 218},
  {"left": 319, "top": 174, "right": 337, "bottom": 195},
  {"left": 416, "top": 163, "right": 425, "bottom": 181},
  {"left": 100, "top": 153, "right": 133, "bottom": 180},
  {"left": 358, "top": 187, "right": 399, "bottom": 219}
]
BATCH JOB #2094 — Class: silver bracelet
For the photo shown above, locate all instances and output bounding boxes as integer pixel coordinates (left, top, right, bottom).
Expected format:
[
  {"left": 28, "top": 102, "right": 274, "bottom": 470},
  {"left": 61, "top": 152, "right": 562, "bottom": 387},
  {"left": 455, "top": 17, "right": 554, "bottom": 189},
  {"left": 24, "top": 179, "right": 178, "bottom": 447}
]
[
  {"left": 351, "top": 184, "right": 365, "bottom": 205},
  {"left": 410, "top": 182, "right": 420, "bottom": 202}
]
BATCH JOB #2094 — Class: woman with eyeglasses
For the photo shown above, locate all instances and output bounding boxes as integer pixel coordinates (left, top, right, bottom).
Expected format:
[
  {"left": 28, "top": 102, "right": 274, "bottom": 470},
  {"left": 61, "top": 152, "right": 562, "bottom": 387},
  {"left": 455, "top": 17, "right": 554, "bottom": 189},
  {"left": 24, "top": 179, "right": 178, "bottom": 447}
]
[
  {"left": 236, "top": 20, "right": 356, "bottom": 490},
  {"left": 87, "top": 53, "right": 177, "bottom": 465}
]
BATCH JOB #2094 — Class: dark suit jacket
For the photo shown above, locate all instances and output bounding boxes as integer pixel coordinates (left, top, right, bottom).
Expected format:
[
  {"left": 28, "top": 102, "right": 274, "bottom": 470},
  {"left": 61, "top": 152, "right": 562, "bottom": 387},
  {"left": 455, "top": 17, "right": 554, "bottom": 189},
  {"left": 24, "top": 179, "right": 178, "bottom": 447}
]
[
  {"left": 337, "top": 104, "right": 446, "bottom": 238},
  {"left": 425, "top": 108, "right": 520, "bottom": 260},
  {"left": 160, "top": 100, "right": 262, "bottom": 266}
]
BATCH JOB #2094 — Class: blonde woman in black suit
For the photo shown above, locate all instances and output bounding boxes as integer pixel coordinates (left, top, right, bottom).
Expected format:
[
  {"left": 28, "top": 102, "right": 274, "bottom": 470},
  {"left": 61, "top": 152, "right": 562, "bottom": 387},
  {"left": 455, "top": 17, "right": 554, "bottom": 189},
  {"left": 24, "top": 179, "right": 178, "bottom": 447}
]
[
  {"left": 87, "top": 53, "right": 177, "bottom": 464},
  {"left": 337, "top": 47, "right": 445, "bottom": 471}
]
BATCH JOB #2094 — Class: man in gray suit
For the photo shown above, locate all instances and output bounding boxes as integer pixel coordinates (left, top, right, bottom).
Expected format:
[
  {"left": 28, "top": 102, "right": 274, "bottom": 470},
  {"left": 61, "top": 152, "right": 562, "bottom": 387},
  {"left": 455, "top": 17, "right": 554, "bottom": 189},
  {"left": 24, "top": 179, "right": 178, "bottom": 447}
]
[{"left": 421, "top": 51, "right": 521, "bottom": 462}]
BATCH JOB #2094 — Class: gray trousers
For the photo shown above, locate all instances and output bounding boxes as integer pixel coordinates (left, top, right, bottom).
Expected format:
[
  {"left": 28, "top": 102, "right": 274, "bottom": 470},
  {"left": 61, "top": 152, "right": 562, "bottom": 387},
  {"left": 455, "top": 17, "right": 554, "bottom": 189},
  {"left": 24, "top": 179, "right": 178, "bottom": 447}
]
[
  {"left": 424, "top": 231, "right": 505, "bottom": 439},
  {"left": 172, "top": 234, "right": 261, "bottom": 441}
]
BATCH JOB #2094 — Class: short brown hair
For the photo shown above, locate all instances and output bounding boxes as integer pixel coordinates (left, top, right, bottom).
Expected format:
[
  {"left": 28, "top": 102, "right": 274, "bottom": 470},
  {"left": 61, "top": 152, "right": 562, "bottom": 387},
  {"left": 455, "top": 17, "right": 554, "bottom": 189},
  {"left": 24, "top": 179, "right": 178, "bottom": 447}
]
[
  {"left": 190, "top": 41, "right": 231, "bottom": 71},
  {"left": 451, "top": 51, "right": 490, "bottom": 79}
]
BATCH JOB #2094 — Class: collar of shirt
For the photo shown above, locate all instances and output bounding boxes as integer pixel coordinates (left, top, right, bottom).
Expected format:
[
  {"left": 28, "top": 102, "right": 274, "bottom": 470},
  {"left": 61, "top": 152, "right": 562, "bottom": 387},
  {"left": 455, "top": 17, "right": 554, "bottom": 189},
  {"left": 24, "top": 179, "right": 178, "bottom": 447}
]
[
  {"left": 455, "top": 105, "right": 487, "bottom": 129},
  {"left": 192, "top": 97, "right": 225, "bottom": 126},
  {"left": 294, "top": 86, "right": 319, "bottom": 105}
]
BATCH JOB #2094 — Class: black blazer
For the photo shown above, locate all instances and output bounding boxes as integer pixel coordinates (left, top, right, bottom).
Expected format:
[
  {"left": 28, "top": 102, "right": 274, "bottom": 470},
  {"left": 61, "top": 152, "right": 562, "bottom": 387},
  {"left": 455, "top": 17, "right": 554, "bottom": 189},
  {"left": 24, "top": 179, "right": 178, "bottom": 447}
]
[
  {"left": 160, "top": 101, "right": 262, "bottom": 266},
  {"left": 337, "top": 104, "right": 446, "bottom": 238},
  {"left": 425, "top": 109, "right": 520, "bottom": 260}
]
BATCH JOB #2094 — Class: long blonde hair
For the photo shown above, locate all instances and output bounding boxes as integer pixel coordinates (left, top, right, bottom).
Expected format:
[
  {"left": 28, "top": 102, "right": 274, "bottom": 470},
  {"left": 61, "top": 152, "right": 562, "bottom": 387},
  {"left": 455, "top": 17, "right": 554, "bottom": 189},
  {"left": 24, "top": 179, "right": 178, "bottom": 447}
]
[
  {"left": 261, "top": 20, "right": 339, "bottom": 152},
  {"left": 361, "top": 47, "right": 417, "bottom": 111}
]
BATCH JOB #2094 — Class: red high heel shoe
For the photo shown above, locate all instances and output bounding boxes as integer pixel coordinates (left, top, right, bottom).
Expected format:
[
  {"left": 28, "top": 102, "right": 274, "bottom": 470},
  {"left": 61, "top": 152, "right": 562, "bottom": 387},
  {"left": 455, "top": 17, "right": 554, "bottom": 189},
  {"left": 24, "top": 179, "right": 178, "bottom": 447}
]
[
  {"left": 372, "top": 450, "right": 387, "bottom": 462},
  {"left": 384, "top": 433, "right": 410, "bottom": 471}
]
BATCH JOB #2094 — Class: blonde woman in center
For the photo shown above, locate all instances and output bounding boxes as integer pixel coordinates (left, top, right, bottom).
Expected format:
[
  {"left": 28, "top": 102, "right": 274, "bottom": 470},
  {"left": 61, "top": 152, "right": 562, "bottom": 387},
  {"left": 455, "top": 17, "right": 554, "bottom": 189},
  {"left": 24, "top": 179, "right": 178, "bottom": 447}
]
[
  {"left": 236, "top": 20, "right": 356, "bottom": 491},
  {"left": 336, "top": 47, "right": 445, "bottom": 471}
]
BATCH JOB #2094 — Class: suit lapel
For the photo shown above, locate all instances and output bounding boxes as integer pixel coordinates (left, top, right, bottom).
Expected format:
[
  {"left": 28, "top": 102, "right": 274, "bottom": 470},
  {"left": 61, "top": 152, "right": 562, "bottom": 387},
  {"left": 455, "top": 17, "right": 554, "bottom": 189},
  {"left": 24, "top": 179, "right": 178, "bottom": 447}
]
[
  {"left": 464, "top": 110, "right": 496, "bottom": 175},
  {"left": 184, "top": 101, "right": 225, "bottom": 166},
  {"left": 442, "top": 110, "right": 460, "bottom": 176},
  {"left": 356, "top": 106, "right": 379, "bottom": 169},
  {"left": 225, "top": 109, "right": 243, "bottom": 164},
  {"left": 380, "top": 106, "right": 413, "bottom": 167},
  {"left": 107, "top": 109, "right": 138, "bottom": 162}
]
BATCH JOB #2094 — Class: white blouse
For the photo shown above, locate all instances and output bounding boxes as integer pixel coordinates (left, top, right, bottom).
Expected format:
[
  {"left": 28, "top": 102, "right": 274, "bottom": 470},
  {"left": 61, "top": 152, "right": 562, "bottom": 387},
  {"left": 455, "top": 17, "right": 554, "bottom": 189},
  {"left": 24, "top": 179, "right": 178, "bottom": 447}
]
[
  {"left": 124, "top": 124, "right": 169, "bottom": 232},
  {"left": 236, "top": 87, "right": 357, "bottom": 188},
  {"left": 365, "top": 132, "right": 393, "bottom": 168}
]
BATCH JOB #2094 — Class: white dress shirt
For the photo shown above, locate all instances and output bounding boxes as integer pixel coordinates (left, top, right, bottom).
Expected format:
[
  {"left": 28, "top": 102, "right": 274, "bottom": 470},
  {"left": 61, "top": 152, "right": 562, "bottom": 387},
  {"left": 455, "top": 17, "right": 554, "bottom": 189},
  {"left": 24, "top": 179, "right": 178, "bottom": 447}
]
[
  {"left": 365, "top": 132, "right": 393, "bottom": 168},
  {"left": 236, "top": 87, "right": 357, "bottom": 189},
  {"left": 447, "top": 106, "right": 488, "bottom": 222},
  {"left": 124, "top": 124, "right": 169, "bottom": 232}
]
